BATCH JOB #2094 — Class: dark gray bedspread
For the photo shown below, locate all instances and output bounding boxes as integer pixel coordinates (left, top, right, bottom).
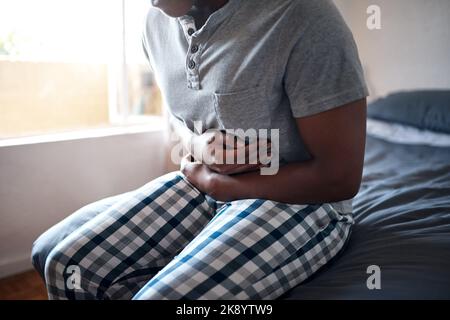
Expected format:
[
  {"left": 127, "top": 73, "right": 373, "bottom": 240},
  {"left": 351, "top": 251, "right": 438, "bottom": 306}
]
[{"left": 282, "top": 136, "right": 450, "bottom": 299}]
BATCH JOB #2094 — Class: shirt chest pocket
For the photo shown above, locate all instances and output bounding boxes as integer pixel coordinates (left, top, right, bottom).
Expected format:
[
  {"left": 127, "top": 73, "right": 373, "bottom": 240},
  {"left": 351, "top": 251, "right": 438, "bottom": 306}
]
[{"left": 213, "top": 86, "right": 271, "bottom": 131}]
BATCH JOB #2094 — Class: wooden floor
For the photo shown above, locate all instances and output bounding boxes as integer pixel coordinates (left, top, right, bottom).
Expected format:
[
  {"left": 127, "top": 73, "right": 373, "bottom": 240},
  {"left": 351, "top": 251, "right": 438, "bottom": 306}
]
[{"left": 0, "top": 270, "right": 47, "bottom": 300}]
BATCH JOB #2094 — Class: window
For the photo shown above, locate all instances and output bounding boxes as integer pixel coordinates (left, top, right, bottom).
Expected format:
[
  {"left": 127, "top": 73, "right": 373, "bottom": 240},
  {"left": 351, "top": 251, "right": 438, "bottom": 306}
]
[{"left": 0, "top": 0, "right": 162, "bottom": 139}]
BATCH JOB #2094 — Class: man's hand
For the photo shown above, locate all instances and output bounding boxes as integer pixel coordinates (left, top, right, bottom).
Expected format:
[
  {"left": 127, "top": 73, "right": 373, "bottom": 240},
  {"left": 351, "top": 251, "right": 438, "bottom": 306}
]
[
  {"left": 180, "top": 154, "right": 214, "bottom": 194},
  {"left": 191, "top": 130, "right": 271, "bottom": 175},
  {"left": 180, "top": 154, "right": 235, "bottom": 201}
]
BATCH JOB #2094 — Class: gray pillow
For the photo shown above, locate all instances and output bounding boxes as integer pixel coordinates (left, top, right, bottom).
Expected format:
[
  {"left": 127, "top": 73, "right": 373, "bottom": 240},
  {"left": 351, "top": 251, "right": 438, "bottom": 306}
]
[{"left": 367, "top": 90, "right": 450, "bottom": 134}]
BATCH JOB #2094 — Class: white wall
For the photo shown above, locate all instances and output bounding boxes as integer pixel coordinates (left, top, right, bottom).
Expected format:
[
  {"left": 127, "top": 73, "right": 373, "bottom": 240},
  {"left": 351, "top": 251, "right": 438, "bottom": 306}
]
[
  {"left": 335, "top": 0, "right": 450, "bottom": 100},
  {"left": 0, "top": 129, "right": 167, "bottom": 278}
]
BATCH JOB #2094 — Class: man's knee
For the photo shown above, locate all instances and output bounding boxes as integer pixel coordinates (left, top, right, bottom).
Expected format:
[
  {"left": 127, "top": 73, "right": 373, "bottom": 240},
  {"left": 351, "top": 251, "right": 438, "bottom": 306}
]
[
  {"left": 43, "top": 236, "right": 89, "bottom": 299},
  {"left": 30, "top": 196, "right": 121, "bottom": 279},
  {"left": 31, "top": 230, "right": 58, "bottom": 280}
]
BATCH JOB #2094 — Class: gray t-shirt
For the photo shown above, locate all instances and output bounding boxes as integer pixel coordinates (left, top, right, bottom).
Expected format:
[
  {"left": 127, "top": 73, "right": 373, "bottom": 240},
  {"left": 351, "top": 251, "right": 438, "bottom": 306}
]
[{"left": 142, "top": 0, "right": 369, "bottom": 213}]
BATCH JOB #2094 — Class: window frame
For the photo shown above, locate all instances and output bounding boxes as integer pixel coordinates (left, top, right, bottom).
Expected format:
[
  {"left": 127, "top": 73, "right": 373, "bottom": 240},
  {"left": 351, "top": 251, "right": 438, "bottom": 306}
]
[{"left": 0, "top": 0, "right": 163, "bottom": 144}]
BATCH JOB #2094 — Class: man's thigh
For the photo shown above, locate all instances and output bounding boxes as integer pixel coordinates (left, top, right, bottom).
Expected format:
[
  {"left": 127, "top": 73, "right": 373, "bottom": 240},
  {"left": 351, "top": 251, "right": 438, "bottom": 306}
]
[
  {"left": 133, "top": 199, "right": 353, "bottom": 299},
  {"left": 44, "top": 171, "right": 218, "bottom": 299},
  {"left": 32, "top": 193, "right": 129, "bottom": 279},
  {"left": 32, "top": 171, "right": 212, "bottom": 280}
]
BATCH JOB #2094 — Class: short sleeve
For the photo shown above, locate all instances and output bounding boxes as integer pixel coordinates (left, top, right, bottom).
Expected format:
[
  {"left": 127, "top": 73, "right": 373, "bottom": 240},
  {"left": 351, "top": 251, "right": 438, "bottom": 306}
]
[{"left": 284, "top": 1, "right": 369, "bottom": 118}]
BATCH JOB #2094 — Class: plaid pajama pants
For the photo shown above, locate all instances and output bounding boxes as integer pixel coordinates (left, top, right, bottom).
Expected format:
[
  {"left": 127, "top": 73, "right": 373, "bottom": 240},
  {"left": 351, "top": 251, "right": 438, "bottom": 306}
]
[{"left": 37, "top": 171, "right": 353, "bottom": 300}]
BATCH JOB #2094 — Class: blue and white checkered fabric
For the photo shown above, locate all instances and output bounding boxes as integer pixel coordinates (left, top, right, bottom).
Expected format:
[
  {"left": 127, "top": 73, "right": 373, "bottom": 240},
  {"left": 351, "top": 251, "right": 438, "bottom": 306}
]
[{"left": 41, "top": 171, "right": 353, "bottom": 300}]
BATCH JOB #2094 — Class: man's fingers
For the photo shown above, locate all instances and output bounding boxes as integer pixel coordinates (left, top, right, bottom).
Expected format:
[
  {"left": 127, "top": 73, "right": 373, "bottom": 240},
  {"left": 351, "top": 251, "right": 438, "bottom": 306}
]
[
  {"left": 207, "top": 162, "right": 263, "bottom": 175},
  {"left": 202, "top": 132, "right": 272, "bottom": 166},
  {"left": 223, "top": 132, "right": 246, "bottom": 149}
]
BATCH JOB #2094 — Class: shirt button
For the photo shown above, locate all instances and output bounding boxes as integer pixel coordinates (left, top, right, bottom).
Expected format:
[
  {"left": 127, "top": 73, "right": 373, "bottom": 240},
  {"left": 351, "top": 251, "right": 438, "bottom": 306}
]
[
  {"left": 188, "top": 60, "right": 196, "bottom": 69},
  {"left": 187, "top": 28, "right": 195, "bottom": 36},
  {"left": 191, "top": 44, "right": 199, "bottom": 53}
]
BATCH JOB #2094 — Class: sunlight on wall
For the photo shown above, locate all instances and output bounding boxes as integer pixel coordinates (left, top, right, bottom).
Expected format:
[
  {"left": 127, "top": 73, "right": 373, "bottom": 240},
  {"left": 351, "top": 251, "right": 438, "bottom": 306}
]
[{"left": 0, "top": 60, "right": 109, "bottom": 137}]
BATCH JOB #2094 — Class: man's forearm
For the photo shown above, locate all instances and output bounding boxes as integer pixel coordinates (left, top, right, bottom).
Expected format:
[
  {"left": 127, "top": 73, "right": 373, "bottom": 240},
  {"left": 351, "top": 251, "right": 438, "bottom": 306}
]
[{"left": 209, "top": 160, "right": 359, "bottom": 204}]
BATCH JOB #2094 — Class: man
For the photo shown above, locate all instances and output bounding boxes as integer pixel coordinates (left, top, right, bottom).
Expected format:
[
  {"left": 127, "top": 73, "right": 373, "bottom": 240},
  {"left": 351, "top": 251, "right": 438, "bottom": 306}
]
[{"left": 32, "top": 0, "right": 368, "bottom": 299}]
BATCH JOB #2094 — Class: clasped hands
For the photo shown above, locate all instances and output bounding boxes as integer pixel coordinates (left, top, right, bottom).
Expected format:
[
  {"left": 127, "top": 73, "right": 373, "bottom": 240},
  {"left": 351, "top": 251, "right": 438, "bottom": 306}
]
[{"left": 181, "top": 130, "right": 271, "bottom": 201}]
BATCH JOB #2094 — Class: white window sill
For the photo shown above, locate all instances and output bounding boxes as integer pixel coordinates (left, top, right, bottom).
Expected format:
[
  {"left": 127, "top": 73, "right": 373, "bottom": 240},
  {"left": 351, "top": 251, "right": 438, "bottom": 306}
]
[{"left": 0, "top": 116, "right": 165, "bottom": 147}]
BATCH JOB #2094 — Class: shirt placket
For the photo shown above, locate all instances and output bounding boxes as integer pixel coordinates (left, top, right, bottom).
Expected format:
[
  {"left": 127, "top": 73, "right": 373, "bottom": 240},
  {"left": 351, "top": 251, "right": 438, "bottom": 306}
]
[{"left": 179, "top": 18, "right": 202, "bottom": 90}]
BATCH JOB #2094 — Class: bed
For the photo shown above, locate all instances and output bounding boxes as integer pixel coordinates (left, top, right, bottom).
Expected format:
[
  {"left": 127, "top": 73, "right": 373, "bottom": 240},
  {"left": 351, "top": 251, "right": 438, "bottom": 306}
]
[{"left": 282, "top": 90, "right": 450, "bottom": 299}]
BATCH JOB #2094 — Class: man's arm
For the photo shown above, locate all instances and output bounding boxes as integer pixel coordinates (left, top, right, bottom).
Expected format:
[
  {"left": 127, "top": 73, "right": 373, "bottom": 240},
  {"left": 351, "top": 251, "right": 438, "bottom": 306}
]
[{"left": 182, "top": 98, "right": 367, "bottom": 204}]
